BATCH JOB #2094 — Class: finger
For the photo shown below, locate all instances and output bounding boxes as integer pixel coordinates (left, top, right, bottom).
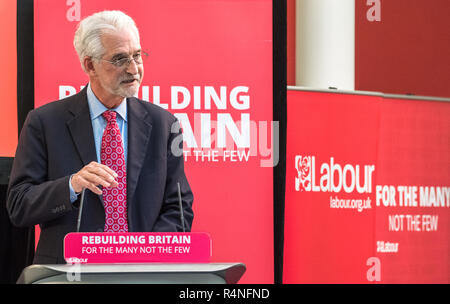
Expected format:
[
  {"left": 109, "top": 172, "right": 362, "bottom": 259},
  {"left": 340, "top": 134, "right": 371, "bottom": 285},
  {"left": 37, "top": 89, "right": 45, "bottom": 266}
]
[
  {"left": 109, "top": 179, "right": 119, "bottom": 187},
  {"left": 95, "top": 163, "right": 119, "bottom": 179},
  {"left": 86, "top": 163, "right": 118, "bottom": 183},
  {"left": 95, "top": 164, "right": 120, "bottom": 187},
  {"left": 81, "top": 171, "right": 113, "bottom": 188},
  {"left": 77, "top": 175, "right": 103, "bottom": 195},
  {"left": 87, "top": 183, "right": 103, "bottom": 195}
]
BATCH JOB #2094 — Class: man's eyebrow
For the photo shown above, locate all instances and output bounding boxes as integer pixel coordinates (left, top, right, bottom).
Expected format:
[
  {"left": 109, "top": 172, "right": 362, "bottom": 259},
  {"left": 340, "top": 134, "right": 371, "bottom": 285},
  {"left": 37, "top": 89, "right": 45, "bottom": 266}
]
[
  {"left": 110, "top": 53, "right": 128, "bottom": 60},
  {"left": 110, "top": 50, "right": 142, "bottom": 60}
]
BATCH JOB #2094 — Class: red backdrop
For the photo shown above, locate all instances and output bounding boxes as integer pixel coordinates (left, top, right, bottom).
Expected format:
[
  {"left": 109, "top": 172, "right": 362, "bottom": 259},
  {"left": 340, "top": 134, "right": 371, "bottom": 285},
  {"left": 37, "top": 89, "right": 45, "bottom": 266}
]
[
  {"left": 34, "top": 0, "right": 273, "bottom": 283},
  {"left": 284, "top": 89, "right": 450, "bottom": 283},
  {"left": 0, "top": 0, "right": 17, "bottom": 157}
]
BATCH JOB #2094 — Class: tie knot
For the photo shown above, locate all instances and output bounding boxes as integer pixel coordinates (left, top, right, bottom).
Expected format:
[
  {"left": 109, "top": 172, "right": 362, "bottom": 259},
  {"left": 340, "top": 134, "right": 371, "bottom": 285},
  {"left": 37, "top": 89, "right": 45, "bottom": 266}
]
[{"left": 102, "top": 110, "right": 117, "bottom": 123}]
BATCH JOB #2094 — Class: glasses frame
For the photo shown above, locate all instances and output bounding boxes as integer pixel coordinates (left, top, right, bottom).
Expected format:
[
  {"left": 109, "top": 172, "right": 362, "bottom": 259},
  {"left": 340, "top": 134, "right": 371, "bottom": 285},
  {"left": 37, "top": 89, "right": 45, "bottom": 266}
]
[{"left": 96, "top": 51, "right": 149, "bottom": 68}]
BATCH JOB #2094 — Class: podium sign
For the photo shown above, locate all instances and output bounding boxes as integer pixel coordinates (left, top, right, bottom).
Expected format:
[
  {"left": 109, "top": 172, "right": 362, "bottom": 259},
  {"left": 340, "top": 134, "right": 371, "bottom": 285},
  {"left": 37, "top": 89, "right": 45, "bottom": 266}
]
[{"left": 64, "top": 233, "right": 211, "bottom": 264}]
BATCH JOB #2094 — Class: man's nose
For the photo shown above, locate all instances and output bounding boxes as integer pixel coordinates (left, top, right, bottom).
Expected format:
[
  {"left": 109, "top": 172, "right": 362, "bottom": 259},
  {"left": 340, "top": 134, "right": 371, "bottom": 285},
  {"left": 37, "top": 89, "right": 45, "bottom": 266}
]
[{"left": 125, "top": 59, "right": 139, "bottom": 74}]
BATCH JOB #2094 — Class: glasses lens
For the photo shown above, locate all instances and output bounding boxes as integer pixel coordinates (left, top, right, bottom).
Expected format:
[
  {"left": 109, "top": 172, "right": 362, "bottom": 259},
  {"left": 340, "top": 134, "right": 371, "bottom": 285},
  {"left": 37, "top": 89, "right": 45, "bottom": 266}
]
[
  {"left": 114, "top": 58, "right": 130, "bottom": 67},
  {"left": 111, "top": 52, "right": 146, "bottom": 67},
  {"left": 133, "top": 54, "right": 142, "bottom": 64}
]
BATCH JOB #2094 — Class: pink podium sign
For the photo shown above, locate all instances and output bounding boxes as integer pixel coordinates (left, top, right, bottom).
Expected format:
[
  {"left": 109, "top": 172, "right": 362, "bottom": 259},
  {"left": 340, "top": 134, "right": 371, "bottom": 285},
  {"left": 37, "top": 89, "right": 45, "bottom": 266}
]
[{"left": 64, "top": 232, "right": 212, "bottom": 264}]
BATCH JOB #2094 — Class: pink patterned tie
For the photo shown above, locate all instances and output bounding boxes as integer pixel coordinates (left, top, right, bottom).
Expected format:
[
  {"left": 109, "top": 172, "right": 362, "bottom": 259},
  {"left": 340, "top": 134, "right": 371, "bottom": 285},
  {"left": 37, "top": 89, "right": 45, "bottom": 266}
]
[{"left": 101, "top": 110, "right": 128, "bottom": 232}]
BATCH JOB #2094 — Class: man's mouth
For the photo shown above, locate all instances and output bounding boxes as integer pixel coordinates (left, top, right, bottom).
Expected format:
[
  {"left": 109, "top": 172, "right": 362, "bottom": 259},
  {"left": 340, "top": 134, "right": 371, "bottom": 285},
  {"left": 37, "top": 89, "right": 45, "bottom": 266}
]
[{"left": 121, "top": 78, "right": 138, "bottom": 84}]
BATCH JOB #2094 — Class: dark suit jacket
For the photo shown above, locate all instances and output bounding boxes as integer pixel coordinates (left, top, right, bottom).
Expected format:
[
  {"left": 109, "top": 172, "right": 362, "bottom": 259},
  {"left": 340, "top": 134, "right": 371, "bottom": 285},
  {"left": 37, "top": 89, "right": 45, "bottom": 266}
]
[{"left": 7, "top": 87, "right": 194, "bottom": 264}]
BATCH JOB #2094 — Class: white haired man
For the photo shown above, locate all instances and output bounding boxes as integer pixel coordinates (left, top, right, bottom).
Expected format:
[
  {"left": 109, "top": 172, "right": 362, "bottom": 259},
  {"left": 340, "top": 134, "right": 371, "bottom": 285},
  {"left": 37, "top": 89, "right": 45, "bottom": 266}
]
[{"left": 7, "top": 10, "right": 194, "bottom": 264}]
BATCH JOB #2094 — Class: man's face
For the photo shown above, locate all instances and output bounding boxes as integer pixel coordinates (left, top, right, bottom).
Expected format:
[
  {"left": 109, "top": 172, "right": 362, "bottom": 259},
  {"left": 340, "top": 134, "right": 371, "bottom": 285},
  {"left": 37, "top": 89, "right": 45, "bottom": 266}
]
[{"left": 90, "top": 29, "right": 144, "bottom": 104}]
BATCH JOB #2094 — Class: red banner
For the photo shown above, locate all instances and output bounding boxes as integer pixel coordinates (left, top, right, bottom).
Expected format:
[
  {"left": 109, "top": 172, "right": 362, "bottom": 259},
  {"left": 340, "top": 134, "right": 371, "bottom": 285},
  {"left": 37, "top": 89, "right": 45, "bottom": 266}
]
[
  {"left": 34, "top": 0, "right": 273, "bottom": 283},
  {"left": 284, "top": 89, "right": 450, "bottom": 283},
  {"left": 0, "top": 0, "right": 17, "bottom": 157},
  {"left": 64, "top": 232, "right": 211, "bottom": 264}
]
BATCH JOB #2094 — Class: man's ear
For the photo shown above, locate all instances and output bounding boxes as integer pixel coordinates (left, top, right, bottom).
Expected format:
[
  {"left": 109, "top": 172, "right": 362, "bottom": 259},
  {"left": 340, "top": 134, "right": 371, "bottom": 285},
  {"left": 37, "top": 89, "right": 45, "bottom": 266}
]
[{"left": 83, "top": 56, "right": 96, "bottom": 76}]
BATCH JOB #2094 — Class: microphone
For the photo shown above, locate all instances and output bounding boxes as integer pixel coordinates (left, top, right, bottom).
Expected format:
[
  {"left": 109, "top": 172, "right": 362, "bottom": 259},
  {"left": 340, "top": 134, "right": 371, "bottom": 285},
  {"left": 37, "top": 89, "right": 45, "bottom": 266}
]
[
  {"left": 177, "top": 182, "right": 186, "bottom": 232},
  {"left": 76, "top": 188, "right": 86, "bottom": 233}
]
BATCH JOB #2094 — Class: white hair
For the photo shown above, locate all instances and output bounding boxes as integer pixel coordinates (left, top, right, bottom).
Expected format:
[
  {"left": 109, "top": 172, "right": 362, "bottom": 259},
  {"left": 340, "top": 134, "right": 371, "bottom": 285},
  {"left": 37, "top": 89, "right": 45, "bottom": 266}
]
[{"left": 73, "top": 10, "right": 140, "bottom": 72}]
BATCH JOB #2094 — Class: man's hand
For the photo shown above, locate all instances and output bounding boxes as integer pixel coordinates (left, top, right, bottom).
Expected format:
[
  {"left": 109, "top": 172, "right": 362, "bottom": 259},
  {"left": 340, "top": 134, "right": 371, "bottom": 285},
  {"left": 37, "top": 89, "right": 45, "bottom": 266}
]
[{"left": 71, "top": 161, "right": 119, "bottom": 195}]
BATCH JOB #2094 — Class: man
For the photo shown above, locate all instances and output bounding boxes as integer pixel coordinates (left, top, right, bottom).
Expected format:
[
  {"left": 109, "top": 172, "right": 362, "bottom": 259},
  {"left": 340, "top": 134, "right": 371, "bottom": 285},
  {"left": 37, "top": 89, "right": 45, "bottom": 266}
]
[{"left": 7, "top": 10, "right": 194, "bottom": 264}]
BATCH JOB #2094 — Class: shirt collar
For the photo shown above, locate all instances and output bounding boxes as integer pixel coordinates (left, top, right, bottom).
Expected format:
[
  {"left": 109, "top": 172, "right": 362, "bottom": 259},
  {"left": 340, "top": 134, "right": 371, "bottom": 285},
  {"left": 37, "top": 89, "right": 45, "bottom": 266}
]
[{"left": 87, "top": 83, "right": 127, "bottom": 122}]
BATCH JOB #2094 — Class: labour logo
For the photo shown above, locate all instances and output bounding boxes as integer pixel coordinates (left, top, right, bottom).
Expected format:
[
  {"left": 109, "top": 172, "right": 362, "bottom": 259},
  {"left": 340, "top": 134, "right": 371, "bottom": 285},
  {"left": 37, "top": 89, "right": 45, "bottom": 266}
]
[
  {"left": 295, "top": 155, "right": 312, "bottom": 191},
  {"left": 294, "top": 155, "right": 375, "bottom": 193}
]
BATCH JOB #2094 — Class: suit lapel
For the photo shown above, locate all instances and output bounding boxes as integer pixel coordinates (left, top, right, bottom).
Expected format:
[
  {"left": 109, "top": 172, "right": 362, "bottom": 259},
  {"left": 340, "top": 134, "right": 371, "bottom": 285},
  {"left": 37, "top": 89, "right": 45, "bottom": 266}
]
[
  {"left": 66, "top": 87, "right": 98, "bottom": 166},
  {"left": 126, "top": 98, "right": 152, "bottom": 207},
  {"left": 66, "top": 88, "right": 103, "bottom": 211}
]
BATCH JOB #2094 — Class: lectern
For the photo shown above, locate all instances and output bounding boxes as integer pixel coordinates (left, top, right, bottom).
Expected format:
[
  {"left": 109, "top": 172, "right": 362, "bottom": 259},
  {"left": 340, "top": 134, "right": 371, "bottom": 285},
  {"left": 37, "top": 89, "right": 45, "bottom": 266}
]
[
  {"left": 18, "top": 232, "right": 245, "bottom": 284},
  {"left": 17, "top": 263, "right": 246, "bottom": 284}
]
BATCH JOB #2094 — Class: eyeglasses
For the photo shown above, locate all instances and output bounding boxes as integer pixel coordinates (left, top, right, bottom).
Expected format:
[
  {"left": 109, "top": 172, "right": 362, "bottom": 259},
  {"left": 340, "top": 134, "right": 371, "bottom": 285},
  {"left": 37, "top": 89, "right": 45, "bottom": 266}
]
[{"left": 98, "top": 51, "right": 149, "bottom": 68}]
